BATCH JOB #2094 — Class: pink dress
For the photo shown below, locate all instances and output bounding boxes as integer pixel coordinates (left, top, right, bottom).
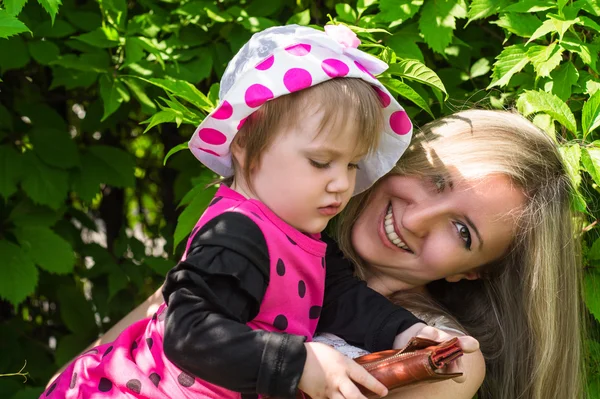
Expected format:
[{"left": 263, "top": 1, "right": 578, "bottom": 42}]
[{"left": 43, "top": 185, "right": 326, "bottom": 398}]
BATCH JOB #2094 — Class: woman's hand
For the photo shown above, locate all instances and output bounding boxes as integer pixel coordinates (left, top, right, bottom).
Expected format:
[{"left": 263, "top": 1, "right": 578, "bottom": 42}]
[
  {"left": 392, "top": 324, "right": 479, "bottom": 383},
  {"left": 299, "top": 342, "right": 388, "bottom": 399}
]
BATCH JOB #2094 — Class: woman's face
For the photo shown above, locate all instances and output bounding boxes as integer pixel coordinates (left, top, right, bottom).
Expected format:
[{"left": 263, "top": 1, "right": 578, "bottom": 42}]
[{"left": 351, "top": 169, "right": 526, "bottom": 293}]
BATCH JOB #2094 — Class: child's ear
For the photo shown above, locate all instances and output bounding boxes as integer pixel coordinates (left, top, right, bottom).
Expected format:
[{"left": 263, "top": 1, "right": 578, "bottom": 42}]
[
  {"left": 445, "top": 271, "right": 480, "bottom": 283},
  {"left": 230, "top": 140, "right": 246, "bottom": 169}
]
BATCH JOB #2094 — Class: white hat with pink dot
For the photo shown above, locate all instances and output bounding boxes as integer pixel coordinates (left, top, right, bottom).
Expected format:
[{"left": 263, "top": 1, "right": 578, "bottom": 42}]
[{"left": 189, "top": 24, "right": 413, "bottom": 194}]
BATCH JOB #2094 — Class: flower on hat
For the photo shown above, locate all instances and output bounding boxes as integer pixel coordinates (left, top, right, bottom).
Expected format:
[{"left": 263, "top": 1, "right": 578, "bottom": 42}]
[{"left": 324, "top": 24, "right": 360, "bottom": 49}]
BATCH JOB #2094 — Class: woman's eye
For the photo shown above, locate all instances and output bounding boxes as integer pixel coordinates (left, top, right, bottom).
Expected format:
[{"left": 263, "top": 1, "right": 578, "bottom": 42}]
[
  {"left": 309, "top": 159, "right": 330, "bottom": 169},
  {"left": 348, "top": 163, "right": 360, "bottom": 170},
  {"left": 453, "top": 221, "right": 472, "bottom": 250}
]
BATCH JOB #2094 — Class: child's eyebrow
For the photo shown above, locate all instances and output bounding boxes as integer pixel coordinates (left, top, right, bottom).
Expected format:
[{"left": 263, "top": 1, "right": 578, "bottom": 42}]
[{"left": 303, "top": 148, "right": 368, "bottom": 159}]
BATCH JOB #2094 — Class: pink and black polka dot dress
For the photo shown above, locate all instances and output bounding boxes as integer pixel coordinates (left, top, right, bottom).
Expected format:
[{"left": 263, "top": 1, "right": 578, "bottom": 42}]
[{"left": 43, "top": 185, "right": 326, "bottom": 398}]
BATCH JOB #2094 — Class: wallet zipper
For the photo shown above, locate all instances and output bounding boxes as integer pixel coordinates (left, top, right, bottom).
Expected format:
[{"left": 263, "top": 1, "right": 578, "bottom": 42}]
[{"left": 361, "top": 351, "right": 423, "bottom": 371}]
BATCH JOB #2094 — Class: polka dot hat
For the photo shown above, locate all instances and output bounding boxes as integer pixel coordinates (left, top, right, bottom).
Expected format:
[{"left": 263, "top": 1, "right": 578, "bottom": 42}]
[{"left": 189, "top": 24, "right": 413, "bottom": 194}]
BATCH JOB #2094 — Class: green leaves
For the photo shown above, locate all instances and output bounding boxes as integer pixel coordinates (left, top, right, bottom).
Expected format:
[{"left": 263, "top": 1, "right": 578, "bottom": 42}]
[
  {"left": 516, "top": 90, "right": 577, "bottom": 133},
  {"left": 99, "top": 75, "right": 130, "bottom": 121},
  {"left": 0, "top": 146, "right": 23, "bottom": 199},
  {"left": 30, "top": 128, "right": 79, "bottom": 169},
  {"left": 0, "top": 10, "right": 30, "bottom": 39},
  {"left": 380, "top": 78, "right": 433, "bottom": 117},
  {"left": 21, "top": 153, "right": 69, "bottom": 210},
  {"left": 37, "top": 0, "right": 62, "bottom": 24},
  {"left": 146, "top": 78, "right": 213, "bottom": 112},
  {"left": 0, "top": 240, "right": 38, "bottom": 306},
  {"left": 583, "top": 90, "right": 600, "bottom": 138},
  {"left": 419, "top": 0, "right": 467, "bottom": 54},
  {"left": 14, "top": 227, "right": 75, "bottom": 274},
  {"left": 488, "top": 44, "right": 529, "bottom": 88},
  {"left": 386, "top": 59, "right": 447, "bottom": 97}
]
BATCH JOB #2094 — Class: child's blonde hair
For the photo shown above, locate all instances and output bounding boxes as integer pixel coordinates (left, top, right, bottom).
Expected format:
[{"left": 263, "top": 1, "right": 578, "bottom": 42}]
[{"left": 231, "top": 78, "right": 384, "bottom": 187}]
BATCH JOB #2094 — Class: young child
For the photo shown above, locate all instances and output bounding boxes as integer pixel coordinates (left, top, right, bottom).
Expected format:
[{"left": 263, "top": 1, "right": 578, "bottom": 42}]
[{"left": 43, "top": 24, "right": 457, "bottom": 399}]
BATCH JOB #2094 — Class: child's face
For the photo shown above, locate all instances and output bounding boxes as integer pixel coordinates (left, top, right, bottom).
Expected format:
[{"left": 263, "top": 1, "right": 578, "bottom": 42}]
[{"left": 246, "top": 109, "right": 365, "bottom": 234}]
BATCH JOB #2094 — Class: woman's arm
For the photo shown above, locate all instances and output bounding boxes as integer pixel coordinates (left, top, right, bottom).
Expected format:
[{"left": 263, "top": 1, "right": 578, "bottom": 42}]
[
  {"left": 46, "top": 284, "right": 165, "bottom": 387},
  {"left": 385, "top": 348, "right": 485, "bottom": 399}
]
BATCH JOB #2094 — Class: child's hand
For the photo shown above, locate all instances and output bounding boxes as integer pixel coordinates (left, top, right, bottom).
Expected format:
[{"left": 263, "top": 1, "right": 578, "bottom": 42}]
[
  {"left": 392, "top": 323, "right": 480, "bottom": 383},
  {"left": 299, "top": 342, "right": 388, "bottom": 399}
]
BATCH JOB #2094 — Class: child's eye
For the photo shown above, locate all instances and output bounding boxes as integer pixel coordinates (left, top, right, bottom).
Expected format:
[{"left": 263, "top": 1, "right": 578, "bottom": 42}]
[
  {"left": 309, "top": 159, "right": 330, "bottom": 169},
  {"left": 348, "top": 163, "right": 360, "bottom": 170}
]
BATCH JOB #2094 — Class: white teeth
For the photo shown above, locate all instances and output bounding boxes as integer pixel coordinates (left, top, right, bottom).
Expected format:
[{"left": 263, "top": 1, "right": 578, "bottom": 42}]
[{"left": 385, "top": 205, "right": 411, "bottom": 252}]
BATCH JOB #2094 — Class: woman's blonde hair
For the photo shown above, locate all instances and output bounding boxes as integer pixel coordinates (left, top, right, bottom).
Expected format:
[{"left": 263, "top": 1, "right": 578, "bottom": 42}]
[{"left": 336, "top": 110, "right": 584, "bottom": 399}]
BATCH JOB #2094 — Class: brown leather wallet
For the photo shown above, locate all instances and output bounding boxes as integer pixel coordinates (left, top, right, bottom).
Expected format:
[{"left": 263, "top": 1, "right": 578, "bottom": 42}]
[{"left": 295, "top": 337, "right": 464, "bottom": 398}]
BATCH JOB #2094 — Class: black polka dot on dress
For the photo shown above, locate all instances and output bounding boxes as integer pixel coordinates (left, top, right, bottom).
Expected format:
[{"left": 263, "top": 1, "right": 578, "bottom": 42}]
[
  {"left": 126, "top": 379, "right": 142, "bottom": 394},
  {"left": 273, "top": 314, "right": 288, "bottom": 330},
  {"left": 276, "top": 259, "right": 286, "bottom": 276},
  {"left": 98, "top": 378, "right": 113, "bottom": 392}
]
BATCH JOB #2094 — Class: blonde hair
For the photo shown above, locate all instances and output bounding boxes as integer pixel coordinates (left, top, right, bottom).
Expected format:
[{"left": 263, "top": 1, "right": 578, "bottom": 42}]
[
  {"left": 231, "top": 78, "right": 383, "bottom": 188},
  {"left": 336, "top": 110, "right": 584, "bottom": 399}
]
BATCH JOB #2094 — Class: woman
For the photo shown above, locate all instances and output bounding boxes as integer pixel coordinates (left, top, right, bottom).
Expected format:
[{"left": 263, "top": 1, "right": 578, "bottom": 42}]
[{"left": 50, "top": 110, "right": 584, "bottom": 398}]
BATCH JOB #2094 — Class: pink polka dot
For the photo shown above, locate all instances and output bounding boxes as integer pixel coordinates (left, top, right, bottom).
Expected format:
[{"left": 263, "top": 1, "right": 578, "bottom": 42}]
[
  {"left": 321, "top": 59, "right": 349, "bottom": 78},
  {"left": 283, "top": 68, "right": 313, "bottom": 92},
  {"left": 389, "top": 111, "right": 411, "bottom": 135},
  {"left": 285, "top": 43, "right": 311, "bottom": 56},
  {"left": 237, "top": 117, "right": 248, "bottom": 130},
  {"left": 198, "top": 148, "right": 220, "bottom": 156},
  {"left": 355, "top": 61, "right": 375, "bottom": 78},
  {"left": 373, "top": 86, "right": 391, "bottom": 108},
  {"left": 212, "top": 101, "right": 233, "bottom": 120},
  {"left": 245, "top": 84, "right": 274, "bottom": 108},
  {"left": 198, "top": 128, "right": 227, "bottom": 145},
  {"left": 256, "top": 55, "right": 274, "bottom": 70}
]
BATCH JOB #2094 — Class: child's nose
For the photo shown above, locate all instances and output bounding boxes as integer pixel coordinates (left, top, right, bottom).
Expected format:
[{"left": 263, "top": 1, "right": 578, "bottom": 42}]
[{"left": 327, "top": 170, "right": 352, "bottom": 193}]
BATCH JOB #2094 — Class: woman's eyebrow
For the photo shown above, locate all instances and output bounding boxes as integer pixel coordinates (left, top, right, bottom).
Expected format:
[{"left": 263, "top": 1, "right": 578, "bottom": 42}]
[{"left": 465, "top": 215, "right": 484, "bottom": 250}]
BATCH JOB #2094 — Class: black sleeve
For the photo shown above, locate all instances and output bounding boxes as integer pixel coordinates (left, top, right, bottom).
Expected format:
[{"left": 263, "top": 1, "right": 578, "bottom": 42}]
[
  {"left": 162, "top": 212, "right": 306, "bottom": 398},
  {"left": 317, "top": 234, "right": 424, "bottom": 352}
]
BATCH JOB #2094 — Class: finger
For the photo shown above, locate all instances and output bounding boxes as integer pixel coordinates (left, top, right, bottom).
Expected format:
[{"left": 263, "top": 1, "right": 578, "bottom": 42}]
[
  {"left": 338, "top": 378, "right": 368, "bottom": 399},
  {"left": 451, "top": 358, "right": 468, "bottom": 383},
  {"left": 347, "top": 362, "right": 388, "bottom": 397},
  {"left": 457, "top": 336, "right": 479, "bottom": 353},
  {"left": 416, "top": 326, "right": 451, "bottom": 341}
]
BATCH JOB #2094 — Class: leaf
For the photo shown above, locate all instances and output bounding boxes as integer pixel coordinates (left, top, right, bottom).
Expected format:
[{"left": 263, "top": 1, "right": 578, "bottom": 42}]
[
  {"left": 74, "top": 27, "right": 119, "bottom": 48},
  {"left": 526, "top": 42, "right": 563, "bottom": 77},
  {"left": 54, "top": 334, "right": 92, "bottom": 368},
  {"left": 380, "top": 78, "right": 433, "bottom": 117},
  {"left": 27, "top": 40, "right": 60, "bottom": 65},
  {"left": 584, "top": 270, "right": 600, "bottom": 323},
  {"left": 487, "top": 44, "right": 529, "bottom": 88},
  {"left": 142, "top": 109, "right": 180, "bottom": 133},
  {"left": 467, "top": 0, "right": 511, "bottom": 22},
  {"left": 14, "top": 226, "right": 75, "bottom": 274},
  {"left": 286, "top": 9, "right": 310, "bottom": 26},
  {"left": 33, "top": 19, "right": 74, "bottom": 37},
  {"left": 8, "top": 199, "right": 62, "bottom": 228},
  {"left": 583, "top": 90, "right": 600, "bottom": 137},
  {"left": 491, "top": 13, "right": 542, "bottom": 37},
  {"left": 123, "top": 37, "right": 145, "bottom": 67},
  {"left": 164, "top": 143, "right": 189, "bottom": 166},
  {"left": 386, "top": 34, "right": 424, "bottom": 61},
  {"left": 87, "top": 146, "right": 135, "bottom": 188},
  {"left": 561, "top": 36, "right": 598, "bottom": 73},
  {"left": 386, "top": 59, "right": 447, "bottom": 97},
  {"left": 558, "top": 144, "right": 581, "bottom": 189},
  {"left": 550, "top": 62, "right": 579, "bottom": 101},
  {"left": 144, "top": 256, "right": 173, "bottom": 276},
  {"left": 145, "top": 78, "right": 213, "bottom": 112},
  {"left": 5, "top": 0, "right": 28, "bottom": 16},
  {"left": 0, "top": 10, "right": 30, "bottom": 39},
  {"left": 0, "top": 145, "right": 23, "bottom": 199},
  {"left": 527, "top": 19, "right": 556, "bottom": 43},
  {"left": 0, "top": 36, "right": 30, "bottom": 72},
  {"left": 503, "top": 0, "right": 555, "bottom": 13},
  {"left": 0, "top": 240, "right": 37, "bottom": 306},
  {"left": 547, "top": 13, "right": 579, "bottom": 41},
  {"left": 419, "top": 0, "right": 467, "bottom": 54},
  {"left": 588, "top": 237, "right": 600, "bottom": 260},
  {"left": 578, "top": 15, "right": 600, "bottom": 32},
  {"left": 37, "top": 0, "right": 61, "bottom": 24},
  {"left": 174, "top": 185, "right": 217, "bottom": 249},
  {"left": 335, "top": 3, "right": 357, "bottom": 23},
  {"left": 57, "top": 285, "right": 97, "bottom": 334},
  {"left": 51, "top": 52, "right": 110, "bottom": 73},
  {"left": 99, "top": 75, "right": 130, "bottom": 121},
  {"left": 516, "top": 90, "right": 577, "bottom": 133},
  {"left": 30, "top": 128, "right": 80, "bottom": 169},
  {"left": 582, "top": 147, "right": 600, "bottom": 187},
  {"left": 469, "top": 58, "right": 490, "bottom": 78},
  {"left": 122, "top": 77, "right": 156, "bottom": 113},
  {"left": 21, "top": 152, "right": 69, "bottom": 210},
  {"left": 378, "top": 0, "right": 423, "bottom": 24}
]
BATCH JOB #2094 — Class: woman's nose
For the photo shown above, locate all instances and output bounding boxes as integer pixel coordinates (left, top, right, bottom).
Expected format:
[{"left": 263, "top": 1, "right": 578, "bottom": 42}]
[{"left": 401, "top": 199, "right": 446, "bottom": 237}]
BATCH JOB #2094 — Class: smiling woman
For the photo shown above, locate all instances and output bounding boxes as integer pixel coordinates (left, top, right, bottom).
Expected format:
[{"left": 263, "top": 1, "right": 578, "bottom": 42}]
[{"left": 333, "top": 109, "right": 584, "bottom": 399}]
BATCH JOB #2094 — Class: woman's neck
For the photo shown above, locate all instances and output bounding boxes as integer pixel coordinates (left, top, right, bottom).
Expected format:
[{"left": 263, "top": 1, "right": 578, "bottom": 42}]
[{"left": 364, "top": 269, "right": 427, "bottom": 298}]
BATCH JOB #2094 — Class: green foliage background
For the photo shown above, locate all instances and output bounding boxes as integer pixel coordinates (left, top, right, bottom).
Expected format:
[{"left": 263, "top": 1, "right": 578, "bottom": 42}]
[{"left": 1, "top": 0, "right": 600, "bottom": 397}]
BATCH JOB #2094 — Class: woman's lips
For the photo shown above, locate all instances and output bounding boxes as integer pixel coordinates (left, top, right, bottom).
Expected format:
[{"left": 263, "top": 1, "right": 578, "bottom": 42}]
[{"left": 379, "top": 203, "right": 413, "bottom": 252}]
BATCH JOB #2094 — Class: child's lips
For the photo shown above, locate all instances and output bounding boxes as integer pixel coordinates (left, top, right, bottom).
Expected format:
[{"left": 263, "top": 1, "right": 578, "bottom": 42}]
[{"left": 318, "top": 203, "right": 341, "bottom": 216}]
